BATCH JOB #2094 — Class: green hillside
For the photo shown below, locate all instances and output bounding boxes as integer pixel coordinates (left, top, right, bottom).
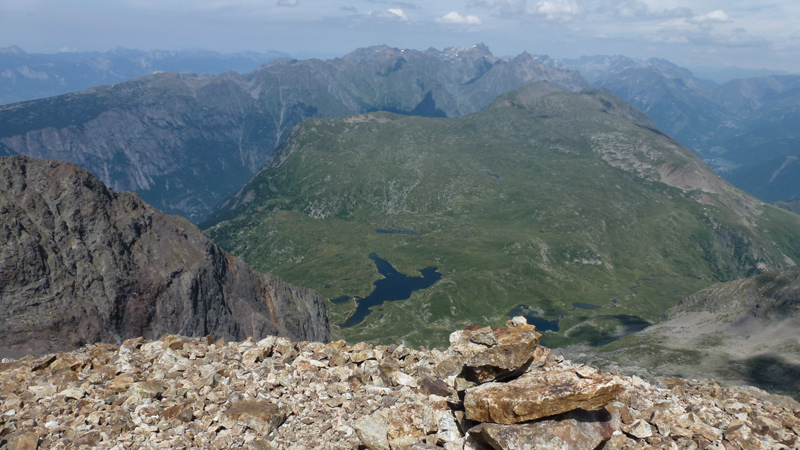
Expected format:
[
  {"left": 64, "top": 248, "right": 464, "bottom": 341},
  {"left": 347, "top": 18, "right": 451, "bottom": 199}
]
[{"left": 207, "top": 83, "right": 800, "bottom": 348}]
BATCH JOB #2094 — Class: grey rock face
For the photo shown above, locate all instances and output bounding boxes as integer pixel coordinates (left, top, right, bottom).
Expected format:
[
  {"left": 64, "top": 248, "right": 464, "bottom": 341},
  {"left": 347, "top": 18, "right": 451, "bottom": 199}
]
[
  {"left": 0, "top": 44, "right": 588, "bottom": 223},
  {"left": 0, "top": 155, "right": 330, "bottom": 355}
]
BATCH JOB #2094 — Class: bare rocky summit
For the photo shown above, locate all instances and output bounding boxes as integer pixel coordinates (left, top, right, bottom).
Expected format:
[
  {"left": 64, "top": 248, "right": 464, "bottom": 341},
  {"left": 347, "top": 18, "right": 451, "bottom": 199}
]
[
  {"left": 0, "top": 156, "right": 330, "bottom": 357},
  {"left": 1, "top": 320, "right": 798, "bottom": 449}
]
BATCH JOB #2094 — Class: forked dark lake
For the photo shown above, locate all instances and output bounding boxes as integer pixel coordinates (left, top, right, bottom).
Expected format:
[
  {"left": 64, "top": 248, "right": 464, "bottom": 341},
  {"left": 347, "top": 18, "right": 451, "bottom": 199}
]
[{"left": 335, "top": 253, "right": 442, "bottom": 328}]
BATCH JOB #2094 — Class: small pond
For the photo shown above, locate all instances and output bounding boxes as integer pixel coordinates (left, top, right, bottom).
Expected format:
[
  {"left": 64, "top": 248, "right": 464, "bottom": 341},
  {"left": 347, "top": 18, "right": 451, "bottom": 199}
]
[
  {"left": 506, "top": 304, "right": 559, "bottom": 332},
  {"left": 337, "top": 253, "right": 442, "bottom": 328},
  {"left": 573, "top": 302, "right": 602, "bottom": 310}
]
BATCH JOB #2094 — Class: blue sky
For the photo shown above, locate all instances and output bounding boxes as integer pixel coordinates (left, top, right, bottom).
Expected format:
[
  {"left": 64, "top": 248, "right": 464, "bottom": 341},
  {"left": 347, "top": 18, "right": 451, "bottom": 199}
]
[{"left": 2, "top": 0, "right": 800, "bottom": 73}]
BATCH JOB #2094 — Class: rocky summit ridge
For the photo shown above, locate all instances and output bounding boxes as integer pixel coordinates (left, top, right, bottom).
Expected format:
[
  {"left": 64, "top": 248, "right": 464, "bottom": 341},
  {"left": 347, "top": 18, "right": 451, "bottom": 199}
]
[{"left": 1, "top": 320, "right": 799, "bottom": 449}]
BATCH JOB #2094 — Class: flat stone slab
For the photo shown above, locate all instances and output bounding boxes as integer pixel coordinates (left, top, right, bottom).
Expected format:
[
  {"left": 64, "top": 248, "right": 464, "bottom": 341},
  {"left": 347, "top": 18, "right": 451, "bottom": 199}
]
[
  {"left": 464, "top": 367, "right": 622, "bottom": 424},
  {"left": 472, "top": 409, "right": 615, "bottom": 450}
]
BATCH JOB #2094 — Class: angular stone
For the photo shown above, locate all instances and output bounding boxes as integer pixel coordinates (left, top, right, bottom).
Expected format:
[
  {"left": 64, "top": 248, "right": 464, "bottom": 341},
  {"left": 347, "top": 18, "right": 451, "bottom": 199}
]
[
  {"left": 472, "top": 409, "right": 615, "bottom": 450},
  {"left": 418, "top": 376, "right": 456, "bottom": 399},
  {"left": 392, "top": 371, "right": 418, "bottom": 388},
  {"left": 8, "top": 432, "right": 38, "bottom": 450},
  {"left": 355, "top": 418, "right": 391, "bottom": 450},
  {"left": 449, "top": 324, "right": 541, "bottom": 385},
  {"left": 625, "top": 418, "right": 653, "bottom": 439},
  {"left": 355, "top": 402, "right": 440, "bottom": 450},
  {"left": 58, "top": 387, "right": 85, "bottom": 400},
  {"left": 464, "top": 368, "right": 622, "bottom": 424},
  {"left": 74, "top": 431, "right": 101, "bottom": 447},
  {"left": 220, "top": 400, "right": 287, "bottom": 435},
  {"left": 689, "top": 422, "right": 721, "bottom": 442},
  {"left": 131, "top": 380, "right": 167, "bottom": 399}
]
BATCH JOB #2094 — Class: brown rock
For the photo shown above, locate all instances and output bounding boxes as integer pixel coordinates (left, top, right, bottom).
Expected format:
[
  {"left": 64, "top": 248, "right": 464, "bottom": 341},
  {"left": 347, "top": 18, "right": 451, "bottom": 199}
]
[
  {"left": 624, "top": 419, "right": 653, "bottom": 439},
  {"left": 74, "top": 431, "right": 101, "bottom": 447},
  {"left": 689, "top": 422, "right": 722, "bottom": 442},
  {"left": 472, "top": 409, "right": 615, "bottom": 450},
  {"left": 418, "top": 376, "right": 456, "bottom": 399},
  {"left": 464, "top": 368, "right": 622, "bottom": 424},
  {"left": 450, "top": 325, "right": 542, "bottom": 385},
  {"left": 8, "top": 432, "right": 38, "bottom": 450},
  {"left": 220, "top": 400, "right": 287, "bottom": 435}
]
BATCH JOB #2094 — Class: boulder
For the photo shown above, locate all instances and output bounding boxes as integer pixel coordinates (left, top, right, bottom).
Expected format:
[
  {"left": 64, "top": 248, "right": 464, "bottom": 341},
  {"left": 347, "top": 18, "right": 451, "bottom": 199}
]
[
  {"left": 470, "top": 409, "right": 615, "bottom": 450},
  {"left": 449, "top": 324, "right": 541, "bottom": 386},
  {"left": 220, "top": 400, "right": 288, "bottom": 435},
  {"left": 464, "top": 368, "right": 622, "bottom": 424}
]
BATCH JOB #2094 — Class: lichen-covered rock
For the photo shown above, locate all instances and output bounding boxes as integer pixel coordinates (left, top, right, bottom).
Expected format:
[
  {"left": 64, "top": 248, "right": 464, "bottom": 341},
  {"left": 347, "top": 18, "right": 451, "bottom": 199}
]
[{"left": 464, "top": 367, "right": 622, "bottom": 424}]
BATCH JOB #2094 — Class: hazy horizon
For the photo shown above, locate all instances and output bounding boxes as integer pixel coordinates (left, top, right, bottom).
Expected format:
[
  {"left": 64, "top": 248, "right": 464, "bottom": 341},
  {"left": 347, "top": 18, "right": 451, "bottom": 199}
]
[{"left": 2, "top": 0, "right": 800, "bottom": 76}]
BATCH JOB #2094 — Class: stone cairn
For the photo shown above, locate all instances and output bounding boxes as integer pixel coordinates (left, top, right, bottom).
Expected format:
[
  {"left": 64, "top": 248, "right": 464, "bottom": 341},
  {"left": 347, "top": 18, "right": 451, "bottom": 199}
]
[{"left": 1, "top": 318, "right": 799, "bottom": 449}]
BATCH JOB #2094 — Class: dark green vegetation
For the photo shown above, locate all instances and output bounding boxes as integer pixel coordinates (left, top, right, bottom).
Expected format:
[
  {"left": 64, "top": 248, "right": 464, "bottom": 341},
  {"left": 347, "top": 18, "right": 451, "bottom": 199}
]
[
  {"left": 561, "top": 56, "right": 800, "bottom": 202},
  {"left": 0, "top": 44, "right": 585, "bottom": 223},
  {"left": 567, "top": 265, "right": 800, "bottom": 398},
  {"left": 207, "top": 83, "right": 800, "bottom": 348}
]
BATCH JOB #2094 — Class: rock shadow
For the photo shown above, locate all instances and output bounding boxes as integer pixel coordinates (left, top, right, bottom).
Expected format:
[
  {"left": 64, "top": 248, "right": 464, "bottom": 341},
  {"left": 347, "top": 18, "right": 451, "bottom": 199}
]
[{"left": 733, "top": 354, "right": 800, "bottom": 400}]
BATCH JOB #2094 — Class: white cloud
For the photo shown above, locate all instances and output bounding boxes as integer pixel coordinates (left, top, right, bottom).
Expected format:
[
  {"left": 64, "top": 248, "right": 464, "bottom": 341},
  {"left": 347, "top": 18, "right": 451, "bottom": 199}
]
[
  {"left": 369, "top": 8, "right": 408, "bottom": 20},
  {"left": 528, "top": 0, "right": 580, "bottom": 21},
  {"left": 688, "top": 9, "right": 730, "bottom": 25},
  {"left": 469, "top": 0, "right": 526, "bottom": 16},
  {"left": 388, "top": 8, "right": 407, "bottom": 19},
  {"left": 276, "top": 0, "right": 298, "bottom": 5},
  {"left": 436, "top": 11, "right": 482, "bottom": 25}
]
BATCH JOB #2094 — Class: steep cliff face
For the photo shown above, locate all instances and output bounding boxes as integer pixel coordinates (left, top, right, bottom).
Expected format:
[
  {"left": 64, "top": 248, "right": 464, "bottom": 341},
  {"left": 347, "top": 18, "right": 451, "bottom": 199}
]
[
  {"left": 0, "top": 44, "right": 587, "bottom": 222},
  {"left": 0, "top": 156, "right": 330, "bottom": 356}
]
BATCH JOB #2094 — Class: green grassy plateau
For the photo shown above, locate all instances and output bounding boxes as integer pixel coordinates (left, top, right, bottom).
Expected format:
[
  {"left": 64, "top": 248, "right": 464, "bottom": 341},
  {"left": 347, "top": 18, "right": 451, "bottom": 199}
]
[{"left": 206, "top": 83, "right": 800, "bottom": 348}]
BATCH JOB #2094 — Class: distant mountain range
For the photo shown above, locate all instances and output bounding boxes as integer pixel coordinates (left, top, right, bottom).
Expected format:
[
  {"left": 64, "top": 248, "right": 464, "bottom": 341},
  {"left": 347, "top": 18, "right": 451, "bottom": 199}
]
[
  {"left": 556, "top": 56, "right": 800, "bottom": 202},
  {"left": 0, "top": 46, "right": 288, "bottom": 105},
  {"left": 0, "top": 44, "right": 587, "bottom": 222},
  {"left": 0, "top": 44, "right": 798, "bottom": 217},
  {"left": 205, "top": 82, "right": 800, "bottom": 347}
]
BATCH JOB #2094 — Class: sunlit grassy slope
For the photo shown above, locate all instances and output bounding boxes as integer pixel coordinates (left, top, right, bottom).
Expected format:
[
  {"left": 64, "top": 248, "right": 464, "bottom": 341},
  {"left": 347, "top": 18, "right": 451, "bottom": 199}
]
[{"left": 206, "top": 83, "right": 800, "bottom": 348}]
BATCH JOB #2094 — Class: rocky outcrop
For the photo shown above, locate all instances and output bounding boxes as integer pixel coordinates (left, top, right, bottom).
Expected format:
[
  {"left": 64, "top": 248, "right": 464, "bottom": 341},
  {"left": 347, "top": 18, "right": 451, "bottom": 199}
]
[
  {"left": 0, "top": 156, "right": 330, "bottom": 356},
  {"left": 1, "top": 319, "right": 798, "bottom": 449}
]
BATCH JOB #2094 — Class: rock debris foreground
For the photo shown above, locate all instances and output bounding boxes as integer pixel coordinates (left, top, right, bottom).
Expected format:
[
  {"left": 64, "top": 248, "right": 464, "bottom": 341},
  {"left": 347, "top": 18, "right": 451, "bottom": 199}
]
[{"left": 1, "top": 320, "right": 799, "bottom": 449}]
